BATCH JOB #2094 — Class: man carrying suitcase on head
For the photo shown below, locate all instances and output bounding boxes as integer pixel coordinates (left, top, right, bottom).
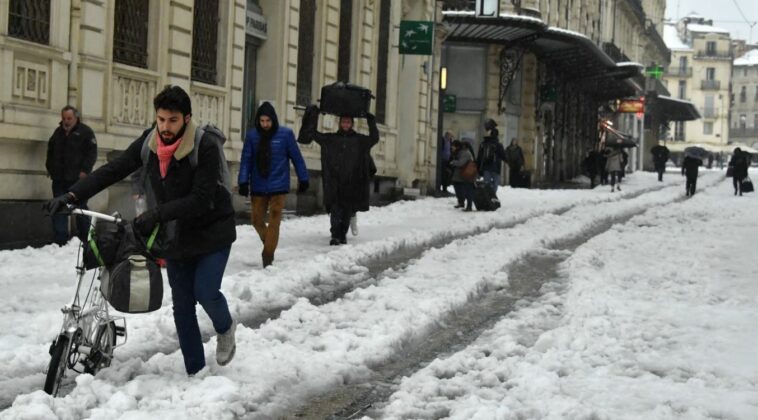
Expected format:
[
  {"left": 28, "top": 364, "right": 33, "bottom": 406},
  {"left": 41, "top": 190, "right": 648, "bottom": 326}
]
[{"left": 298, "top": 106, "right": 379, "bottom": 245}]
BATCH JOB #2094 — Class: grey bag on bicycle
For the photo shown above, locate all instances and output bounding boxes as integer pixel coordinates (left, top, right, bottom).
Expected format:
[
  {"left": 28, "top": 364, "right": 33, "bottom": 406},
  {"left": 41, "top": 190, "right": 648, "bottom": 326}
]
[{"left": 100, "top": 224, "right": 163, "bottom": 313}]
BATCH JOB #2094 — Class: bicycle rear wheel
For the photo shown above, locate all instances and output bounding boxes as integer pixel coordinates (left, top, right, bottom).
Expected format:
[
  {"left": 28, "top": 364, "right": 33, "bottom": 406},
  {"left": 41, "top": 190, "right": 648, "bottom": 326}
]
[
  {"left": 84, "top": 321, "right": 116, "bottom": 375},
  {"left": 44, "top": 335, "right": 71, "bottom": 396}
]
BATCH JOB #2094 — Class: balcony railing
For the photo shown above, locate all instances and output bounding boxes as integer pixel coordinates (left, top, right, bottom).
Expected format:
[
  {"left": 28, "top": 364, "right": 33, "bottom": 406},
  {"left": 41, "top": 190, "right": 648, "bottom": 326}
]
[
  {"left": 700, "top": 107, "right": 720, "bottom": 118},
  {"left": 730, "top": 127, "right": 758, "bottom": 138},
  {"left": 701, "top": 80, "right": 721, "bottom": 90},
  {"left": 696, "top": 50, "right": 731, "bottom": 59},
  {"left": 666, "top": 67, "right": 692, "bottom": 77}
]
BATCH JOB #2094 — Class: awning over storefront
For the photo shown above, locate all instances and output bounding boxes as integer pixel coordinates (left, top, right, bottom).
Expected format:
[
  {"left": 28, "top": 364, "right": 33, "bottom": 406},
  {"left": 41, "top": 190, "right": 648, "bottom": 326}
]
[
  {"left": 655, "top": 95, "right": 701, "bottom": 121},
  {"left": 442, "top": 11, "right": 546, "bottom": 44},
  {"left": 441, "top": 14, "right": 641, "bottom": 101}
]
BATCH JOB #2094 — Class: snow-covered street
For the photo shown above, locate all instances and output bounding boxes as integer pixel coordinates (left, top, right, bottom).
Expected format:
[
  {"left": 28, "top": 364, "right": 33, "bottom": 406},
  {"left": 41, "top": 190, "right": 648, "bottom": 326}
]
[{"left": 1, "top": 170, "right": 757, "bottom": 419}]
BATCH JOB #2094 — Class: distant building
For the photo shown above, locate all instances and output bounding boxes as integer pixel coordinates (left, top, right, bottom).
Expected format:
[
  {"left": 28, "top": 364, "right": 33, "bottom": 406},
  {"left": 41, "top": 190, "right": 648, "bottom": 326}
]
[
  {"left": 662, "top": 14, "right": 733, "bottom": 157},
  {"left": 730, "top": 49, "right": 758, "bottom": 151}
]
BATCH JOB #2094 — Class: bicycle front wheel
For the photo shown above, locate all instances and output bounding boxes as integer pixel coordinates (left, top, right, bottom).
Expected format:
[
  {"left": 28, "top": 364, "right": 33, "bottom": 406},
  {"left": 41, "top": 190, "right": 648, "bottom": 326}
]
[{"left": 44, "top": 335, "right": 71, "bottom": 396}]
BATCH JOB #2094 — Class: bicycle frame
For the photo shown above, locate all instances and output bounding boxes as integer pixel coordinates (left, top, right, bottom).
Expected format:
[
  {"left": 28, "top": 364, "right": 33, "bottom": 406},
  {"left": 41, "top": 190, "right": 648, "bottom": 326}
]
[{"left": 45, "top": 208, "right": 128, "bottom": 396}]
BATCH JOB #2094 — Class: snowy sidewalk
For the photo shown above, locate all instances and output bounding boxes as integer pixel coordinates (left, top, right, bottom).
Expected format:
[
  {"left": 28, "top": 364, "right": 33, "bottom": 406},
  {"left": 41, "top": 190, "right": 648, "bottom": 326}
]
[
  {"left": 375, "top": 171, "right": 758, "bottom": 420},
  {"left": 0, "top": 171, "right": 736, "bottom": 419}
]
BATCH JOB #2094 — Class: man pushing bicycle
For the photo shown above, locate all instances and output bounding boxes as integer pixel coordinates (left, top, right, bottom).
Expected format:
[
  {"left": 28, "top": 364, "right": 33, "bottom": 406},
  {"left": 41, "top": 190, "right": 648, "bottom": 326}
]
[{"left": 45, "top": 86, "right": 237, "bottom": 376}]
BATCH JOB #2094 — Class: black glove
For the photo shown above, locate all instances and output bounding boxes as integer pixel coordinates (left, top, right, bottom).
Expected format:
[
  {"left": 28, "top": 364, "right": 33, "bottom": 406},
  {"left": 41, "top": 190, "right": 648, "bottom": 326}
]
[
  {"left": 43, "top": 193, "right": 76, "bottom": 215},
  {"left": 238, "top": 183, "right": 249, "bottom": 197},
  {"left": 133, "top": 208, "right": 160, "bottom": 238},
  {"left": 365, "top": 112, "right": 376, "bottom": 122},
  {"left": 297, "top": 180, "right": 309, "bottom": 193}
]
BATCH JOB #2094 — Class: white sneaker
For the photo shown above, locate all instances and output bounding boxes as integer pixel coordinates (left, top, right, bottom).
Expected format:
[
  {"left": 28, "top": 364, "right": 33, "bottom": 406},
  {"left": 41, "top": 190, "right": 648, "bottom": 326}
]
[
  {"left": 216, "top": 320, "right": 236, "bottom": 366},
  {"left": 350, "top": 215, "right": 358, "bottom": 236}
]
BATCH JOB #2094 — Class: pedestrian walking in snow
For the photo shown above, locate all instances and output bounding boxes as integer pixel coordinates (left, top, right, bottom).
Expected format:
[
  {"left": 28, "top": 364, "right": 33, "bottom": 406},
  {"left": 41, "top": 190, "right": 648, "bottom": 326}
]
[
  {"left": 439, "top": 131, "right": 454, "bottom": 194},
  {"left": 238, "top": 102, "right": 309, "bottom": 267},
  {"left": 450, "top": 140, "right": 475, "bottom": 211},
  {"left": 44, "top": 86, "right": 238, "bottom": 375},
  {"left": 605, "top": 148, "right": 624, "bottom": 192},
  {"left": 682, "top": 155, "right": 702, "bottom": 196},
  {"left": 651, "top": 144, "right": 670, "bottom": 182},
  {"left": 45, "top": 105, "right": 97, "bottom": 245},
  {"left": 728, "top": 147, "right": 749, "bottom": 196},
  {"left": 298, "top": 105, "right": 379, "bottom": 245},
  {"left": 476, "top": 134, "right": 506, "bottom": 194},
  {"left": 582, "top": 149, "right": 601, "bottom": 188},
  {"left": 504, "top": 138, "right": 525, "bottom": 188}
]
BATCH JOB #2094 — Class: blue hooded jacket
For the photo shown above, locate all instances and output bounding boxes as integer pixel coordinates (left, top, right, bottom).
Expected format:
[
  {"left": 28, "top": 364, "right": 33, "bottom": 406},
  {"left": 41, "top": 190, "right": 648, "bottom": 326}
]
[{"left": 238, "top": 102, "right": 308, "bottom": 195}]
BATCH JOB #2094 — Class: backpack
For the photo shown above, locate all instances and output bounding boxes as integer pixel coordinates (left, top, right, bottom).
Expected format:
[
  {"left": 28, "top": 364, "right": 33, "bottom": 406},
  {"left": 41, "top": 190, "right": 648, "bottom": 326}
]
[{"left": 480, "top": 142, "right": 498, "bottom": 167}]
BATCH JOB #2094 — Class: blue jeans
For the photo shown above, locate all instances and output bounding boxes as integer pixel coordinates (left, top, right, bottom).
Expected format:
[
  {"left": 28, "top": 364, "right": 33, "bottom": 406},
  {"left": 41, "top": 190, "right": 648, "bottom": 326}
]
[
  {"left": 52, "top": 179, "right": 90, "bottom": 245},
  {"left": 482, "top": 170, "right": 499, "bottom": 194},
  {"left": 166, "top": 245, "right": 233, "bottom": 374}
]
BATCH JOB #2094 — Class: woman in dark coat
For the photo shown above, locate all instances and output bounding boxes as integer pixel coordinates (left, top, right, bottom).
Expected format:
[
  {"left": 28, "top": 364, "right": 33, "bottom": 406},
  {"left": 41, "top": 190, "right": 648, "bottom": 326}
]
[
  {"left": 298, "top": 105, "right": 379, "bottom": 245},
  {"left": 728, "top": 147, "right": 749, "bottom": 196}
]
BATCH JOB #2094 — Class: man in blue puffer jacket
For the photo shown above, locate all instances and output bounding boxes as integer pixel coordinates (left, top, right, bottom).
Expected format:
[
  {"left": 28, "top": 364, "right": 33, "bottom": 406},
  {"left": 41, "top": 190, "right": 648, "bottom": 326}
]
[{"left": 238, "top": 102, "right": 309, "bottom": 267}]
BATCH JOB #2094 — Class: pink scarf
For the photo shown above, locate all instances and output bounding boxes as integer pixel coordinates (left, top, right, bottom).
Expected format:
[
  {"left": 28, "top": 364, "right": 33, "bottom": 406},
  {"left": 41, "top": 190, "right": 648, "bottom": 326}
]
[{"left": 156, "top": 137, "right": 182, "bottom": 178}]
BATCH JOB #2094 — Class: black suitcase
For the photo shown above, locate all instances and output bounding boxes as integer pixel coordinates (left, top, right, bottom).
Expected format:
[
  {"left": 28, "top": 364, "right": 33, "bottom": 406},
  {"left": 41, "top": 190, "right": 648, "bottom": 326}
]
[
  {"left": 741, "top": 178, "right": 754, "bottom": 193},
  {"left": 319, "top": 82, "right": 374, "bottom": 118},
  {"left": 474, "top": 181, "right": 500, "bottom": 211}
]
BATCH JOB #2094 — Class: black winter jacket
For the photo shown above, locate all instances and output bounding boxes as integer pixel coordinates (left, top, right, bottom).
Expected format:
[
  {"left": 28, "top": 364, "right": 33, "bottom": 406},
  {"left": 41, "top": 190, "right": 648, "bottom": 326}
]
[
  {"left": 682, "top": 156, "right": 701, "bottom": 178},
  {"left": 299, "top": 110, "right": 379, "bottom": 213},
  {"left": 476, "top": 137, "right": 507, "bottom": 174},
  {"left": 729, "top": 152, "right": 749, "bottom": 179},
  {"left": 69, "top": 122, "right": 236, "bottom": 260},
  {"left": 46, "top": 121, "right": 98, "bottom": 182}
]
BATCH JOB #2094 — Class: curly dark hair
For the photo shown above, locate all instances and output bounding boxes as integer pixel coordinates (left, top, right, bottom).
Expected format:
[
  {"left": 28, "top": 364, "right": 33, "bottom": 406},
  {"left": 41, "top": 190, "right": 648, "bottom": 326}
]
[{"left": 153, "top": 85, "right": 192, "bottom": 116}]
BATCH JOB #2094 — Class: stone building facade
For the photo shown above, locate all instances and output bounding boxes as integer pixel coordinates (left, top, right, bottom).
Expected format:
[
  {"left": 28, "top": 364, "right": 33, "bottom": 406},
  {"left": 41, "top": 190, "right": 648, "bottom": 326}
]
[{"left": 730, "top": 49, "right": 758, "bottom": 151}]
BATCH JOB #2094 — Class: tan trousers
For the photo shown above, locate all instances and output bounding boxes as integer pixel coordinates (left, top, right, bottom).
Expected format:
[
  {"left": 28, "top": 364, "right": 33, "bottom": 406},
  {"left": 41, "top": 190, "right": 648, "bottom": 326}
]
[{"left": 251, "top": 194, "right": 286, "bottom": 262}]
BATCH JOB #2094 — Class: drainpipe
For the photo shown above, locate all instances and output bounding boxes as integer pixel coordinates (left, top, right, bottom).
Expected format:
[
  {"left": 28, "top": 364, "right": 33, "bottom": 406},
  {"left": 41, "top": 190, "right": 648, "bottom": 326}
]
[{"left": 68, "top": 0, "right": 82, "bottom": 107}]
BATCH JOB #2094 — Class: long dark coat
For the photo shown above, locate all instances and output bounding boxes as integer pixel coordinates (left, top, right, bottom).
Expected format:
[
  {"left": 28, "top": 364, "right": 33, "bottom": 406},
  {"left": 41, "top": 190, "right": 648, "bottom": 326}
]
[{"left": 299, "top": 109, "right": 379, "bottom": 213}]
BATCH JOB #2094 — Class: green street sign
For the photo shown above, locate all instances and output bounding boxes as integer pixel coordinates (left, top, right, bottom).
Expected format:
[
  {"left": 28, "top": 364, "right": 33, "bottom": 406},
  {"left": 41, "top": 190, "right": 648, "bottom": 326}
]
[
  {"left": 399, "top": 20, "right": 434, "bottom": 55},
  {"left": 646, "top": 65, "right": 664, "bottom": 79},
  {"left": 443, "top": 94, "right": 457, "bottom": 112}
]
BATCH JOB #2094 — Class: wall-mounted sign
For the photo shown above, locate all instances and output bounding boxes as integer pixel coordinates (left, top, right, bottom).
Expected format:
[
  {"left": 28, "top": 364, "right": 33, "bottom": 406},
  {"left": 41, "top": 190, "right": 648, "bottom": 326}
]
[
  {"left": 475, "top": 0, "right": 500, "bottom": 17},
  {"left": 443, "top": 94, "right": 457, "bottom": 112},
  {"left": 399, "top": 21, "right": 434, "bottom": 55},
  {"left": 618, "top": 99, "right": 645, "bottom": 113},
  {"left": 246, "top": 9, "right": 267, "bottom": 39}
]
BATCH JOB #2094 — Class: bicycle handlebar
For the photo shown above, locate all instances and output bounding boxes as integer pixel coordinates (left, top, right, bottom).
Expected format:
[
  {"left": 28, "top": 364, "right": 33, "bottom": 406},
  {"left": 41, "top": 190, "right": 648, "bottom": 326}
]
[{"left": 70, "top": 207, "right": 123, "bottom": 224}]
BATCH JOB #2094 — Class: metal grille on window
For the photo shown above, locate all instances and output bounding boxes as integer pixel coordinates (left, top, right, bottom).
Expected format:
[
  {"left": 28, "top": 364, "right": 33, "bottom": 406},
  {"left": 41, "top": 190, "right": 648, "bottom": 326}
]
[
  {"left": 8, "top": 0, "right": 51, "bottom": 45},
  {"left": 296, "top": 0, "right": 316, "bottom": 106},
  {"left": 375, "top": 0, "right": 391, "bottom": 124},
  {"left": 337, "top": 0, "right": 353, "bottom": 83},
  {"left": 113, "top": 0, "right": 149, "bottom": 68},
  {"left": 192, "top": 0, "right": 220, "bottom": 85}
]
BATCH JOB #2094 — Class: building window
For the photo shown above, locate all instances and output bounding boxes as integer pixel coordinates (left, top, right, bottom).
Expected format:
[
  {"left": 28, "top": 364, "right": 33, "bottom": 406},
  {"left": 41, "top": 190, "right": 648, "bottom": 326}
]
[
  {"left": 337, "top": 0, "right": 353, "bottom": 82},
  {"left": 703, "top": 122, "right": 713, "bottom": 135},
  {"left": 754, "top": 114, "right": 758, "bottom": 129},
  {"left": 754, "top": 85, "right": 758, "bottom": 102},
  {"left": 740, "top": 86, "right": 747, "bottom": 102},
  {"left": 375, "top": 0, "right": 391, "bottom": 124},
  {"left": 8, "top": 0, "right": 51, "bottom": 45},
  {"left": 678, "top": 80, "right": 686, "bottom": 99},
  {"left": 191, "top": 0, "right": 220, "bottom": 85},
  {"left": 296, "top": 0, "right": 317, "bottom": 106},
  {"left": 113, "top": 0, "right": 149, "bottom": 68},
  {"left": 706, "top": 41, "right": 716, "bottom": 56},
  {"left": 706, "top": 67, "right": 715, "bottom": 80},
  {"left": 675, "top": 121, "right": 685, "bottom": 141}
]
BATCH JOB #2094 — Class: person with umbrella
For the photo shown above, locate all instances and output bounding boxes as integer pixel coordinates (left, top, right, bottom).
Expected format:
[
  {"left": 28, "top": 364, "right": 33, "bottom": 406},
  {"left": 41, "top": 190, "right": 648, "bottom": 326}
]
[
  {"left": 651, "top": 143, "right": 670, "bottom": 182},
  {"left": 681, "top": 146, "right": 706, "bottom": 196},
  {"left": 605, "top": 147, "right": 624, "bottom": 192}
]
